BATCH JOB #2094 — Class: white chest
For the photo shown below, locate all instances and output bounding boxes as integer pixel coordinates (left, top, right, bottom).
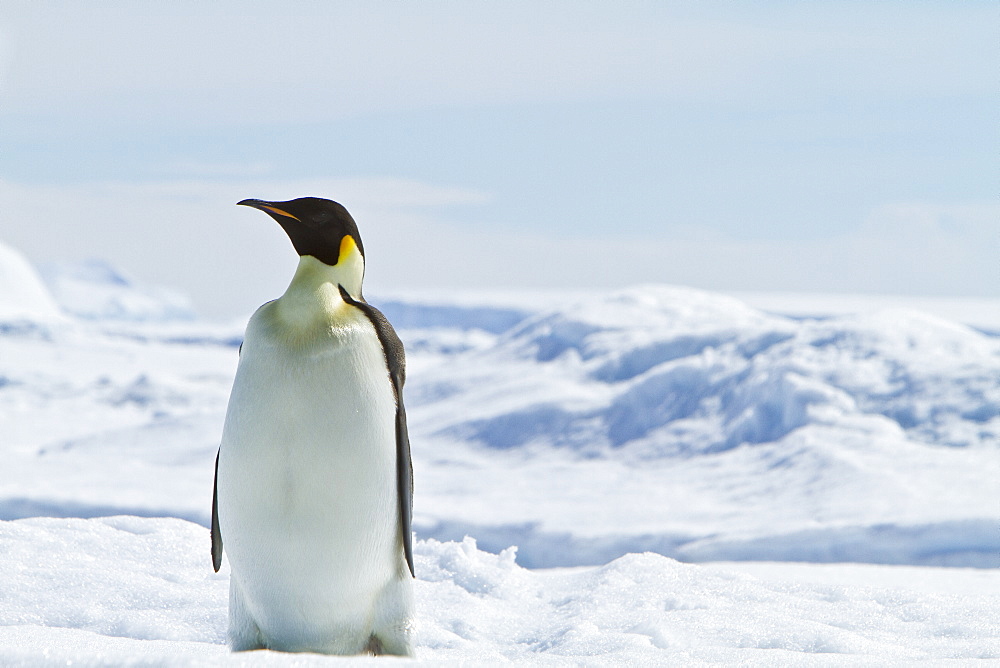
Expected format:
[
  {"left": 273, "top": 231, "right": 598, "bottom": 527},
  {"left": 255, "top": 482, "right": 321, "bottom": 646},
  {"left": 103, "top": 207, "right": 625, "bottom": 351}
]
[{"left": 216, "top": 299, "right": 400, "bottom": 634}]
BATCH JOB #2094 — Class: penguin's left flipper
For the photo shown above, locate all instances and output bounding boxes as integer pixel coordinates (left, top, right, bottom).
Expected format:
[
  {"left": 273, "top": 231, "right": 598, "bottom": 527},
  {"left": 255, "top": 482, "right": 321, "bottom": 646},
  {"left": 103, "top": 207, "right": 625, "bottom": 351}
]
[
  {"left": 211, "top": 343, "right": 242, "bottom": 572},
  {"left": 339, "top": 285, "right": 415, "bottom": 578},
  {"left": 211, "top": 448, "right": 223, "bottom": 572}
]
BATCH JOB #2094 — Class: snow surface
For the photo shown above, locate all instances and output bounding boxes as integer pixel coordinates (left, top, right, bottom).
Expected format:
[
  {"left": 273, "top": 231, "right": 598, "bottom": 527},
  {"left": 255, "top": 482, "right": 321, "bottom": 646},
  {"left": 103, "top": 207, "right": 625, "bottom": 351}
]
[
  {"left": 1, "top": 248, "right": 998, "bottom": 664},
  {"left": 1, "top": 517, "right": 997, "bottom": 665}
]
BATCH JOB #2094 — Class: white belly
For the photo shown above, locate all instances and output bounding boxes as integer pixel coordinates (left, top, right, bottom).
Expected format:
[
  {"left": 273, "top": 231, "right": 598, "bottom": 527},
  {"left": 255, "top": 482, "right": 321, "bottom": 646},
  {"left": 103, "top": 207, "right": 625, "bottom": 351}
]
[{"left": 217, "top": 302, "right": 401, "bottom": 650}]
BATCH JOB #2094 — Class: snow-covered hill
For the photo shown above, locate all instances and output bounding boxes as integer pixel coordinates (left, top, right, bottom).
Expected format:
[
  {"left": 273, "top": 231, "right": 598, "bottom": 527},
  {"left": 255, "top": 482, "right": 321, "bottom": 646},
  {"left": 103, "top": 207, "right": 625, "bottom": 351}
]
[
  {"left": 1, "top": 245, "right": 998, "bottom": 663},
  {"left": 40, "top": 259, "right": 196, "bottom": 322},
  {"left": 0, "top": 241, "right": 61, "bottom": 320},
  {"left": 404, "top": 286, "right": 999, "bottom": 567}
]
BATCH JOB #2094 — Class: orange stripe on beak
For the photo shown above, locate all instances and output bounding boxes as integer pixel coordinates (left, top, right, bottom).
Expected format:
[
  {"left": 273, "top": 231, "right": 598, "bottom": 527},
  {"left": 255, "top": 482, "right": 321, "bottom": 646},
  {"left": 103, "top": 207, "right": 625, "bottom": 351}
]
[{"left": 260, "top": 205, "right": 300, "bottom": 221}]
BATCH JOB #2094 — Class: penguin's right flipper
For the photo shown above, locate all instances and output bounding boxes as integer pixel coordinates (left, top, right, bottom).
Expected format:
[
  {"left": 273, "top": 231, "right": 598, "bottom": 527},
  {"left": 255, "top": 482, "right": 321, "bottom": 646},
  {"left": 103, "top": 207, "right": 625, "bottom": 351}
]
[
  {"left": 338, "top": 285, "right": 414, "bottom": 578},
  {"left": 211, "top": 448, "right": 223, "bottom": 572}
]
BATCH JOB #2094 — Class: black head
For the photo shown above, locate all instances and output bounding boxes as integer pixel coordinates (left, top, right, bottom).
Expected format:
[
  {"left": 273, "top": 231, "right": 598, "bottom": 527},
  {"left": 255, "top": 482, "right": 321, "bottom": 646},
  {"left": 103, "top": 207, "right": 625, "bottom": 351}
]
[{"left": 237, "top": 197, "right": 364, "bottom": 267}]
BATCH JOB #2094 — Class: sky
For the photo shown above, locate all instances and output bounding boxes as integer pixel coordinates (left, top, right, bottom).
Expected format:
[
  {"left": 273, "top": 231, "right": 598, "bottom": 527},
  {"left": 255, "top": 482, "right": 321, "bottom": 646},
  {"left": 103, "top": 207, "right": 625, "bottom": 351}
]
[{"left": 0, "top": 1, "right": 996, "bottom": 318}]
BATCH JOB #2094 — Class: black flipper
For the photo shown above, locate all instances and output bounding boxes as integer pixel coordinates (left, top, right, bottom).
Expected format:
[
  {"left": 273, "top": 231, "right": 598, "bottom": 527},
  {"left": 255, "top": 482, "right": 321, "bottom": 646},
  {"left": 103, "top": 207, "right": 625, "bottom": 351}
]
[
  {"left": 339, "top": 284, "right": 415, "bottom": 577},
  {"left": 211, "top": 448, "right": 223, "bottom": 572}
]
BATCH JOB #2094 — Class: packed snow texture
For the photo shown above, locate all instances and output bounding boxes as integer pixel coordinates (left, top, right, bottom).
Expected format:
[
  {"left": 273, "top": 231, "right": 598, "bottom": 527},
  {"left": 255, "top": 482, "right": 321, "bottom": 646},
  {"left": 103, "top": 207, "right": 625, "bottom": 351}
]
[
  {"left": 1, "top": 250, "right": 998, "bottom": 663},
  {"left": 0, "top": 517, "right": 996, "bottom": 665}
]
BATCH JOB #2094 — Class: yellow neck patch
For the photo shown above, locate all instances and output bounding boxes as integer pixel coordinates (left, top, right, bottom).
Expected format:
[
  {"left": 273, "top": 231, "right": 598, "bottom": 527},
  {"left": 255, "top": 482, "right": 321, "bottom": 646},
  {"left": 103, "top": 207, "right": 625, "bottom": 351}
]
[{"left": 339, "top": 234, "right": 359, "bottom": 264}]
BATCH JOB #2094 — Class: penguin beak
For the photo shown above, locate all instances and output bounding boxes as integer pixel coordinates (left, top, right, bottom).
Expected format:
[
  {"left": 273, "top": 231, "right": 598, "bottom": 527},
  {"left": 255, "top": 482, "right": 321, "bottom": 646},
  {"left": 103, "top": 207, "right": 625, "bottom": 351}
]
[{"left": 237, "top": 199, "right": 301, "bottom": 222}]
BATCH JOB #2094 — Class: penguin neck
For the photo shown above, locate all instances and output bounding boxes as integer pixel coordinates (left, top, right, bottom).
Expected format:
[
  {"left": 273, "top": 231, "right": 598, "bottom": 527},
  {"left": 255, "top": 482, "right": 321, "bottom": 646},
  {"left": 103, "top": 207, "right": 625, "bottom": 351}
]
[{"left": 277, "top": 254, "right": 365, "bottom": 324}]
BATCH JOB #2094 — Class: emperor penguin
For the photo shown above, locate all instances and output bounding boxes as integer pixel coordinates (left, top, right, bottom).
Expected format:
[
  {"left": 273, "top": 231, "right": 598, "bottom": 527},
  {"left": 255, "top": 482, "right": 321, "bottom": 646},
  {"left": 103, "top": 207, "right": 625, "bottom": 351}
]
[{"left": 211, "top": 197, "right": 415, "bottom": 656}]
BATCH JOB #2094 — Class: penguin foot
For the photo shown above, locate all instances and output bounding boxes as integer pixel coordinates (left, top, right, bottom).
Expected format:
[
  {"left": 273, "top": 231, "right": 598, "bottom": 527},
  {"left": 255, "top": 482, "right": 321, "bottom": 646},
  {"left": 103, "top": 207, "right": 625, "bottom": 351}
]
[
  {"left": 227, "top": 579, "right": 266, "bottom": 651},
  {"left": 364, "top": 635, "right": 384, "bottom": 655},
  {"left": 367, "top": 623, "right": 415, "bottom": 657}
]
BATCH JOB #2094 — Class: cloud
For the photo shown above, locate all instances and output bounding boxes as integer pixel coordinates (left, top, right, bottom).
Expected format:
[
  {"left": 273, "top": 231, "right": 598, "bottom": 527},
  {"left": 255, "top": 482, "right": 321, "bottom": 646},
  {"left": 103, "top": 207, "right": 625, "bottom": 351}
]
[
  {"left": 841, "top": 202, "right": 1000, "bottom": 296},
  {"left": 360, "top": 199, "right": 1000, "bottom": 302},
  {"left": 0, "top": 177, "right": 490, "bottom": 318},
  {"left": 0, "top": 3, "right": 993, "bottom": 126},
  {"left": 0, "top": 175, "right": 995, "bottom": 320},
  {"left": 160, "top": 161, "right": 275, "bottom": 179}
]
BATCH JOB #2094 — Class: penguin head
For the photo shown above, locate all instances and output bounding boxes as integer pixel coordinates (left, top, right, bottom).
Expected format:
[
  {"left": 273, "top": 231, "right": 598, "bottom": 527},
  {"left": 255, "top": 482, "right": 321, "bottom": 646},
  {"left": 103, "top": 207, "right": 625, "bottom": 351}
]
[{"left": 237, "top": 197, "right": 365, "bottom": 269}]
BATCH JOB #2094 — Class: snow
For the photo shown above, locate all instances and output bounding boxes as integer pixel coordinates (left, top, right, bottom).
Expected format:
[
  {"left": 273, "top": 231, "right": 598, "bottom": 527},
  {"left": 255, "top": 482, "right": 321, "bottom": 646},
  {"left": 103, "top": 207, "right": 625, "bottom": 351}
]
[
  {"left": 40, "top": 259, "right": 196, "bottom": 322},
  {"left": 1, "top": 518, "right": 997, "bottom": 665},
  {"left": 729, "top": 291, "right": 1000, "bottom": 336},
  {"left": 408, "top": 286, "right": 999, "bottom": 568},
  {"left": 0, "top": 241, "right": 61, "bottom": 320},
  {"left": 0, "top": 244, "right": 998, "bottom": 663}
]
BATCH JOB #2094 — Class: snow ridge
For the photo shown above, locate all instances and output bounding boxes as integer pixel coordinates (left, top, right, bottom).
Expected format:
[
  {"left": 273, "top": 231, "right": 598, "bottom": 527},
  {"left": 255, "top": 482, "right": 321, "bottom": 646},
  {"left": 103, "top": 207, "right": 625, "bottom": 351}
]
[{"left": 416, "top": 286, "right": 999, "bottom": 456}]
